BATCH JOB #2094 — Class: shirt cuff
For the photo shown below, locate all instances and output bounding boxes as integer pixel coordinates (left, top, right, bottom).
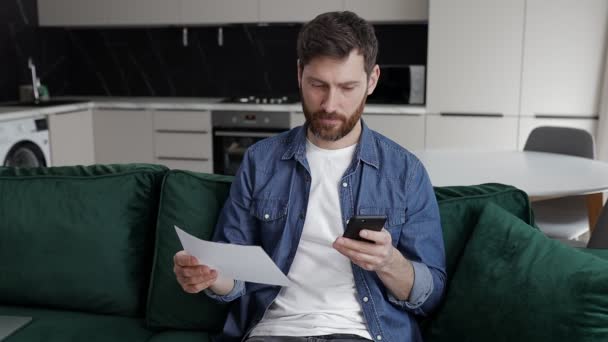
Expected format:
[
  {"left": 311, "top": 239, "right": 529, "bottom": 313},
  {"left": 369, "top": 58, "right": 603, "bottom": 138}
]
[
  {"left": 203, "top": 279, "right": 246, "bottom": 303},
  {"left": 388, "top": 261, "right": 433, "bottom": 309}
]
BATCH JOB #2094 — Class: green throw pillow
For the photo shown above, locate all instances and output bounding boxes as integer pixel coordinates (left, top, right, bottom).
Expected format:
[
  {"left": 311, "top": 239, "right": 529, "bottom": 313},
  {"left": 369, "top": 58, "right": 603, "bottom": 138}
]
[
  {"left": 0, "top": 164, "right": 167, "bottom": 317},
  {"left": 426, "top": 202, "right": 608, "bottom": 341},
  {"left": 434, "top": 183, "right": 534, "bottom": 278},
  {"left": 146, "top": 170, "right": 233, "bottom": 330}
]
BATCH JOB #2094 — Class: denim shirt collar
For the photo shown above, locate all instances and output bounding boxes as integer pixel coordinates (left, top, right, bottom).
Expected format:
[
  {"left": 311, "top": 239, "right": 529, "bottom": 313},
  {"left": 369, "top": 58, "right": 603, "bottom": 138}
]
[{"left": 281, "top": 118, "right": 379, "bottom": 169}]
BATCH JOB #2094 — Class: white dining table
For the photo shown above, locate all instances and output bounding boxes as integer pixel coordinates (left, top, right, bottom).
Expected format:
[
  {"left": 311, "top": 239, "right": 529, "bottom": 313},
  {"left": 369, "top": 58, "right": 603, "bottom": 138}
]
[{"left": 413, "top": 149, "right": 608, "bottom": 230}]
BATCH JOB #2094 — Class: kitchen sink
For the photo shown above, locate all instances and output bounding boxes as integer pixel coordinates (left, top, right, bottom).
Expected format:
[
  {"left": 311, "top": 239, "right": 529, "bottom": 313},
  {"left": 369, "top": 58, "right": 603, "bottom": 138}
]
[{"left": 0, "top": 99, "right": 89, "bottom": 107}]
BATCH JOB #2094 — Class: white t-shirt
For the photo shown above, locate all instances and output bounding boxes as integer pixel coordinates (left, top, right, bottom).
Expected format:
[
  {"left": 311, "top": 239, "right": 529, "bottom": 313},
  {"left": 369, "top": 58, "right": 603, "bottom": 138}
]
[{"left": 249, "top": 139, "right": 372, "bottom": 340}]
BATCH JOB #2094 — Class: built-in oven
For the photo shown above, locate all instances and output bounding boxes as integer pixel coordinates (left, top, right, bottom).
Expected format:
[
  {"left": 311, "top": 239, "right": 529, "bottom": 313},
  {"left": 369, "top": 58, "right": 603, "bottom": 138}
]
[{"left": 212, "top": 110, "right": 291, "bottom": 176}]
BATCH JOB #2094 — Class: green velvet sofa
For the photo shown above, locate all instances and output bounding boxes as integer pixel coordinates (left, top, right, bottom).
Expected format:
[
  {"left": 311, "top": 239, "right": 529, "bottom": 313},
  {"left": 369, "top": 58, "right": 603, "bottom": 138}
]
[{"left": 1, "top": 164, "right": 607, "bottom": 341}]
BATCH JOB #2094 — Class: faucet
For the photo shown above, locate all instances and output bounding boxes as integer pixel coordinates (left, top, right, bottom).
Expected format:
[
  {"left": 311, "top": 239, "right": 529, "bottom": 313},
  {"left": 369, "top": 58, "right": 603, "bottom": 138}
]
[{"left": 28, "top": 57, "right": 39, "bottom": 102}]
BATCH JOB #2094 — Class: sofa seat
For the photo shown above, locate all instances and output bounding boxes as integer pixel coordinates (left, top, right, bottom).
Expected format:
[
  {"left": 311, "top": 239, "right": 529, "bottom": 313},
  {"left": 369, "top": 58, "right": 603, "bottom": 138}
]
[{"left": 0, "top": 305, "right": 153, "bottom": 341}]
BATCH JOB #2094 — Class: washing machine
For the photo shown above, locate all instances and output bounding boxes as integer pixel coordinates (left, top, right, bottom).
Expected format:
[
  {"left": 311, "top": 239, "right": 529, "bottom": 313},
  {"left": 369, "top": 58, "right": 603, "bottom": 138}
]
[{"left": 0, "top": 116, "right": 51, "bottom": 167}]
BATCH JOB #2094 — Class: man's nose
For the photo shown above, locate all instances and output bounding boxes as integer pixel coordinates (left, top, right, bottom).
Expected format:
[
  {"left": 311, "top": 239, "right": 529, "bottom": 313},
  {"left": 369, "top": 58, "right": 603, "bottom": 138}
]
[{"left": 321, "top": 88, "right": 339, "bottom": 114}]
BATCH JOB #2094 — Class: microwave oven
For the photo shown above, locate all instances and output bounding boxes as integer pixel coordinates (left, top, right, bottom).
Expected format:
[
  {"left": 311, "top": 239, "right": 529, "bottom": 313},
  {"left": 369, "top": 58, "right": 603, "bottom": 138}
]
[{"left": 367, "top": 65, "right": 425, "bottom": 105}]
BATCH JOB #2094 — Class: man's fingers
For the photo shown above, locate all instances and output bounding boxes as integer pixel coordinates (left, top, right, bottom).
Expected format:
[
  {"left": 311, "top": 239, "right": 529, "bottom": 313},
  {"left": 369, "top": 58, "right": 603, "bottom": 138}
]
[
  {"left": 335, "top": 236, "right": 378, "bottom": 255},
  {"left": 182, "top": 277, "right": 218, "bottom": 294},
  {"left": 178, "top": 272, "right": 218, "bottom": 287},
  {"left": 174, "top": 250, "right": 199, "bottom": 267},
  {"left": 359, "top": 228, "right": 391, "bottom": 245}
]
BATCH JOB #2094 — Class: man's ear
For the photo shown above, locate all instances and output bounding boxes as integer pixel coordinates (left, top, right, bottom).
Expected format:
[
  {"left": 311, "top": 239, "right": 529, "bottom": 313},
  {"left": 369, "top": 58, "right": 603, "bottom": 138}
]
[
  {"left": 366, "top": 65, "right": 380, "bottom": 95},
  {"left": 297, "top": 59, "right": 302, "bottom": 88}
]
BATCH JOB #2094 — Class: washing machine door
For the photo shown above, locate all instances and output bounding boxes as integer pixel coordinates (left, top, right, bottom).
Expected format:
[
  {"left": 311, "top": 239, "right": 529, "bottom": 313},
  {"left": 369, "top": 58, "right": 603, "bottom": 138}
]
[{"left": 3, "top": 142, "right": 47, "bottom": 167}]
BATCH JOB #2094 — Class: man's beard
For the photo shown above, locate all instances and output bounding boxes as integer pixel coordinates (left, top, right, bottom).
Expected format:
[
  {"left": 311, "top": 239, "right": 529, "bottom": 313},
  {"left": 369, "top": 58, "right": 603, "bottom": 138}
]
[{"left": 301, "top": 91, "right": 367, "bottom": 142}]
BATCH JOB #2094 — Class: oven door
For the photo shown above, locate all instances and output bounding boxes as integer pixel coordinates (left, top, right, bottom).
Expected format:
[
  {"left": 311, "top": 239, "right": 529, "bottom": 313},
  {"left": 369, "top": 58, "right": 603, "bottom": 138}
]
[{"left": 213, "top": 129, "right": 284, "bottom": 176}]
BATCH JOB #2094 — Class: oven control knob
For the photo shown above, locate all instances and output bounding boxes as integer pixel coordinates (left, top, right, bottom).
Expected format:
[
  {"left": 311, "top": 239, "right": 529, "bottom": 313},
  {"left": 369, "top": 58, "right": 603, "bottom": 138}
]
[
  {"left": 232, "top": 117, "right": 238, "bottom": 123},
  {"left": 264, "top": 117, "right": 270, "bottom": 124}
]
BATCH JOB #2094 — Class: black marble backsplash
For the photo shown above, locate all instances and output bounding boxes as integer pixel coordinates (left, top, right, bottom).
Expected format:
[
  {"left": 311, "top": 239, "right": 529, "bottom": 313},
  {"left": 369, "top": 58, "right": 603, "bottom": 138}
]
[{"left": 1, "top": 0, "right": 427, "bottom": 102}]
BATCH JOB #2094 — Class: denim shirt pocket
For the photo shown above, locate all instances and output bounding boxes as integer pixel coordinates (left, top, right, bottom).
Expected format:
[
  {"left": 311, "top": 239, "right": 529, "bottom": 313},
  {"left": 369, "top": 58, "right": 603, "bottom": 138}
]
[
  {"left": 358, "top": 207, "right": 406, "bottom": 245},
  {"left": 250, "top": 198, "right": 289, "bottom": 225}
]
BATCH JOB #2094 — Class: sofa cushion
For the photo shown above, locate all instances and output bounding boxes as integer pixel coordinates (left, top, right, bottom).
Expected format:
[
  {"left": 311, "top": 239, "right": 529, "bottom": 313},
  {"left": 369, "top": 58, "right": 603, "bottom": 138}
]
[
  {"left": 0, "top": 305, "right": 154, "bottom": 341},
  {"left": 426, "top": 202, "right": 608, "bottom": 341},
  {"left": 434, "top": 183, "right": 534, "bottom": 278},
  {"left": 0, "top": 164, "right": 167, "bottom": 316},
  {"left": 146, "top": 170, "right": 232, "bottom": 330}
]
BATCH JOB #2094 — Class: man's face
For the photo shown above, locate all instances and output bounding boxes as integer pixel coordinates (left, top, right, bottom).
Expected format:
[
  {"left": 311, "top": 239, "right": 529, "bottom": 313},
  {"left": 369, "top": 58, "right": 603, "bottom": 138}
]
[{"left": 298, "top": 50, "right": 379, "bottom": 142}]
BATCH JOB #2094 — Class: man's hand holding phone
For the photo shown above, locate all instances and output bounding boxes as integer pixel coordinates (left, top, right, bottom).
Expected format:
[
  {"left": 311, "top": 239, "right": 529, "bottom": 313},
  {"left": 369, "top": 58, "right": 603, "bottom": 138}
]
[{"left": 333, "top": 215, "right": 397, "bottom": 272}]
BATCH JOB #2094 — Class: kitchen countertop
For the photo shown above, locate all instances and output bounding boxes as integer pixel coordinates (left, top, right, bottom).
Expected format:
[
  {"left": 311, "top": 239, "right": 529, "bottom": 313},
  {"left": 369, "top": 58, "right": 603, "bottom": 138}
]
[{"left": 0, "top": 96, "right": 426, "bottom": 122}]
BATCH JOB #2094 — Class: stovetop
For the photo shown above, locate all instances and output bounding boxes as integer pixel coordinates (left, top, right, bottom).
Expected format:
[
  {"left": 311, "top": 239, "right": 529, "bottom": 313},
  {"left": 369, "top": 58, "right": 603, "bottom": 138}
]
[{"left": 221, "top": 95, "right": 299, "bottom": 105}]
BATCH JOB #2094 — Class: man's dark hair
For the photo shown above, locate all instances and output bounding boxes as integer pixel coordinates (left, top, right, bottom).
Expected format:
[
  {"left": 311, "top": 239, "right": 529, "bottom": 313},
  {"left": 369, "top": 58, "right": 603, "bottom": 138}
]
[{"left": 297, "top": 11, "right": 378, "bottom": 76}]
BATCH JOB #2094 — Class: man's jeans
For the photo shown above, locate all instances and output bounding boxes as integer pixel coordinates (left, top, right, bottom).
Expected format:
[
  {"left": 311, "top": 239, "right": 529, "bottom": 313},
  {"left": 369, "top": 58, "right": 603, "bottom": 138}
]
[{"left": 245, "top": 334, "right": 372, "bottom": 342}]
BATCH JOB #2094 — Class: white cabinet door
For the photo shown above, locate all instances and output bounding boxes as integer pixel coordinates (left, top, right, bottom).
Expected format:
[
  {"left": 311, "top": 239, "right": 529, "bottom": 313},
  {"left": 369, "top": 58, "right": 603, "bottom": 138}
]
[
  {"left": 425, "top": 114, "right": 519, "bottom": 150},
  {"left": 426, "top": 0, "right": 525, "bottom": 115},
  {"left": 518, "top": 117, "right": 598, "bottom": 150},
  {"left": 364, "top": 114, "right": 425, "bottom": 150},
  {"left": 38, "top": 0, "right": 107, "bottom": 26},
  {"left": 153, "top": 110, "right": 213, "bottom": 173},
  {"left": 92, "top": 109, "right": 155, "bottom": 164},
  {"left": 344, "top": 0, "right": 428, "bottom": 22},
  {"left": 49, "top": 110, "right": 96, "bottom": 166},
  {"left": 290, "top": 112, "right": 306, "bottom": 128},
  {"left": 520, "top": 0, "right": 608, "bottom": 117},
  {"left": 260, "top": 0, "right": 343, "bottom": 22},
  {"left": 105, "top": 0, "right": 180, "bottom": 25},
  {"left": 181, "top": 0, "right": 259, "bottom": 24}
]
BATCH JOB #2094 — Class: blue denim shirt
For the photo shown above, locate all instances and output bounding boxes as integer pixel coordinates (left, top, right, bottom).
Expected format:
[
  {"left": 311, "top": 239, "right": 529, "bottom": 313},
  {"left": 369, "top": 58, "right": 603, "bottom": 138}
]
[{"left": 206, "top": 120, "right": 446, "bottom": 342}]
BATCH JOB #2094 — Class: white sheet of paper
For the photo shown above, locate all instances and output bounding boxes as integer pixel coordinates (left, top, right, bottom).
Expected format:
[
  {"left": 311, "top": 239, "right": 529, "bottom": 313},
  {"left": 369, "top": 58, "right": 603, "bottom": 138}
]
[{"left": 174, "top": 225, "right": 290, "bottom": 287}]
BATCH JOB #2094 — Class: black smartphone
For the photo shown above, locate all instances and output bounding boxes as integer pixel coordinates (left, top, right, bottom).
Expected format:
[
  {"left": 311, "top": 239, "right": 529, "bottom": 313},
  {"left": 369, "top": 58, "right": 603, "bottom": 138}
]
[{"left": 343, "top": 215, "right": 387, "bottom": 243}]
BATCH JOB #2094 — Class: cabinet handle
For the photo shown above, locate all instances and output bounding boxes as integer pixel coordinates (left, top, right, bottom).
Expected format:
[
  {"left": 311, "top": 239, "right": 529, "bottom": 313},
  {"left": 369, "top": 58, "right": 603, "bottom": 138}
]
[
  {"left": 157, "top": 156, "right": 210, "bottom": 162},
  {"left": 440, "top": 112, "right": 504, "bottom": 118},
  {"left": 96, "top": 107, "right": 146, "bottom": 111},
  {"left": 155, "top": 129, "right": 209, "bottom": 134},
  {"left": 534, "top": 114, "right": 598, "bottom": 120}
]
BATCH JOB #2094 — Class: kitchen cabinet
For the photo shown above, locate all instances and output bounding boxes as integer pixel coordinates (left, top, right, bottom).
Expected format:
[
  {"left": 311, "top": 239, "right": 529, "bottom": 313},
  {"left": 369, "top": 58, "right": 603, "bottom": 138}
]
[
  {"left": 48, "top": 110, "right": 96, "bottom": 166},
  {"left": 38, "top": 0, "right": 107, "bottom": 26},
  {"left": 426, "top": 0, "right": 525, "bottom": 116},
  {"left": 518, "top": 117, "right": 598, "bottom": 150},
  {"left": 105, "top": 0, "right": 180, "bottom": 25},
  {"left": 520, "top": 0, "right": 608, "bottom": 118},
  {"left": 290, "top": 112, "right": 306, "bottom": 128},
  {"left": 260, "top": 0, "right": 342, "bottom": 23},
  {"left": 39, "top": 0, "right": 429, "bottom": 26},
  {"left": 344, "top": 0, "right": 428, "bottom": 22},
  {"left": 153, "top": 110, "right": 213, "bottom": 173},
  {"left": 364, "top": 114, "right": 425, "bottom": 150},
  {"left": 92, "top": 109, "right": 155, "bottom": 164},
  {"left": 181, "top": 0, "right": 259, "bottom": 24},
  {"left": 425, "top": 114, "right": 518, "bottom": 150},
  {"left": 290, "top": 112, "right": 425, "bottom": 150}
]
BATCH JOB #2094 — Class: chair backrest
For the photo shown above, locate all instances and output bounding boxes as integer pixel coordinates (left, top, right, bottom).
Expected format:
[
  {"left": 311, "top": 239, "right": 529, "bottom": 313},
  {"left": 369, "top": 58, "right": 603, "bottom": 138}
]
[
  {"left": 588, "top": 201, "right": 608, "bottom": 248},
  {"left": 524, "top": 126, "right": 595, "bottom": 159}
]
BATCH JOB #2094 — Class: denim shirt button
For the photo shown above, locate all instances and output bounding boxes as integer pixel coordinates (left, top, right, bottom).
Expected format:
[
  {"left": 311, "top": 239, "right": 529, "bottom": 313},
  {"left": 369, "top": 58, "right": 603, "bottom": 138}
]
[
  {"left": 376, "top": 335, "right": 382, "bottom": 341},
  {"left": 342, "top": 182, "right": 348, "bottom": 187},
  {"left": 264, "top": 214, "right": 270, "bottom": 220},
  {"left": 362, "top": 296, "right": 369, "bottom": 303}
]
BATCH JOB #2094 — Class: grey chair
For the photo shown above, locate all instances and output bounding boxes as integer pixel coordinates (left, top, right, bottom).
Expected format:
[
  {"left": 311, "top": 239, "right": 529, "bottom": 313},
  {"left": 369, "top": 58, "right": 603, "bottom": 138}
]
[{"left": 524, "top": 126, "right": 595, "bottom": 241}]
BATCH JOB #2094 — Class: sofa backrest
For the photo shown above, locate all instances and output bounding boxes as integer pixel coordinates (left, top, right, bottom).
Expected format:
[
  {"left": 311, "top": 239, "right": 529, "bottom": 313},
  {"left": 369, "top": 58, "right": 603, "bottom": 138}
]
[
  {"left": 145, "top": 170, "right": 533, "bottom": 331},
  {"left": 0, "top": 164, "right": 167, "bottom": 317}
]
